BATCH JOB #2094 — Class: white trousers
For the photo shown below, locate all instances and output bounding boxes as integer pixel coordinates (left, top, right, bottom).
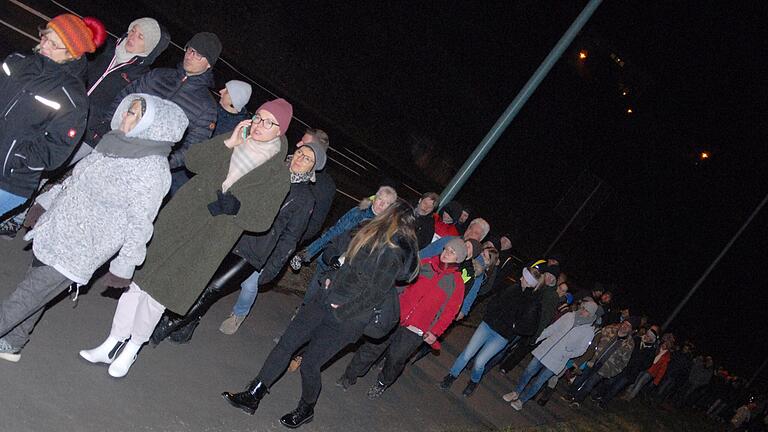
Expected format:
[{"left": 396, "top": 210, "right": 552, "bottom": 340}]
[{"left": 110, "top": 283, "right": 165, "bottom": 345}]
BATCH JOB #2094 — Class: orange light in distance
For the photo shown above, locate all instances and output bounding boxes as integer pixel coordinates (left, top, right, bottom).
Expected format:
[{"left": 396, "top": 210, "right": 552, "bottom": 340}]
[
  {"left": 579, "top": 50, "right": 588, "bottom": 60},
  {"left": 626, "top": 108, "right": 633, "bottom": 114},
  {"left": 700, "top": 152, "right": 710, "bottom": 160}
]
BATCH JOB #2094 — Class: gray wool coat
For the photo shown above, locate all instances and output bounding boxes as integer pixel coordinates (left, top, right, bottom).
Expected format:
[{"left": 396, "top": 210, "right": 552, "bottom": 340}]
[{"left": 134, "top": 133, "right": 290, "bottom": 314}]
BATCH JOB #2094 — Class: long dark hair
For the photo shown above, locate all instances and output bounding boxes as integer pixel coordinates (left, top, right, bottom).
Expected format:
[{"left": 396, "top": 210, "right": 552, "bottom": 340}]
[{"left": 346, "top": 200, "right": 418, "bottom": 279}]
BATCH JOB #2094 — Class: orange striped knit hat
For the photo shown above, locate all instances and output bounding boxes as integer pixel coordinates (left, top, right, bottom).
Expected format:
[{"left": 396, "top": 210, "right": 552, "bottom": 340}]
[{"left": 47, "top": 14, "right": 107, "bottom": 58}]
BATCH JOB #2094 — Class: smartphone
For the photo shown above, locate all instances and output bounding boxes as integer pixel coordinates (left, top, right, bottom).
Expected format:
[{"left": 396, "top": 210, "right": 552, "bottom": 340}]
[{"left": 241, "top": 125, "right": 250, "bottom": 140}]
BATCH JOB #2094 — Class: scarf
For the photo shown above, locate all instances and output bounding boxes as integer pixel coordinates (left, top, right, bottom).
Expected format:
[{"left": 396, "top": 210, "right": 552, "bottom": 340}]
[
  {"left": 95, "top": 130, "right": 172, "bottom": 159},
  {"left": 574, "top": 312, "right": 597, "bottom": 327},
  {"left": 290, "top": 171, "right": 313, "bottom": 184},
  {"left": 113, "top": 39, "right": 138, "bottom": 65},
  {"left": 222, "top": 136, "right": 281, "bottom": 192}
]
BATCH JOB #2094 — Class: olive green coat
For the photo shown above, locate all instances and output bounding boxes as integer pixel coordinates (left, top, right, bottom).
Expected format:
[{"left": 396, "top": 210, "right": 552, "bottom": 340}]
[{"left": 134, "top": 134, "right": 289, "bottom": 314}]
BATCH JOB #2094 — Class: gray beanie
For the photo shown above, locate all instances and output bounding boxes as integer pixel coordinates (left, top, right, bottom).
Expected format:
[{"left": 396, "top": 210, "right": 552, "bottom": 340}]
[
  {"left": 582, "top": 300, "right": 598, "bottom": 316},
  {"left": 225, "top": 80, "right": 252, "bottom": 112},
  {"left": 445, "top": 237, "right": 468, "bottom": 262},
  {"left": 300, "top": 141, "right": 326, "bottom": 171},
  {"left": 128, "top": 18, "right": 161, "bottom": 57}
]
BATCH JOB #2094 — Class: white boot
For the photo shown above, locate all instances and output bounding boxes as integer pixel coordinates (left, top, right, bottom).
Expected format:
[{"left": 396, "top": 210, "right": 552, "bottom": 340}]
[
  {"left": 79, "top": 336, "right": 125, "bottom": 364},
  {"left": 108, "top": 341, "right": 142, "bottom": 378}
]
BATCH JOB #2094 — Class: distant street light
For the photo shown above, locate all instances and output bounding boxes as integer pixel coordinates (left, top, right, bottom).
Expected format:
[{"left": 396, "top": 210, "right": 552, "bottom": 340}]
[
  {"left": 626, "top": 108, "right": 633, "bottom": 114},
  {"left": 700, "top": 151, "right": 710, "bottom": 160},
  {"left": 578, "top": 50, "right": 588, "bottom": 60}
]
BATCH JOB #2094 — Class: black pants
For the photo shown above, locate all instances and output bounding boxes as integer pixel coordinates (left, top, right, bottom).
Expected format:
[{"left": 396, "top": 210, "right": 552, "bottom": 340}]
[
  {"left": 500, "top": 338, "right": 535, "bottom": 372},
  {"left": 256, "top": 297, "right": 365, "bottom": 406},
  {"left": 343, "top": 326, "right": 424, "bottom": 387}
]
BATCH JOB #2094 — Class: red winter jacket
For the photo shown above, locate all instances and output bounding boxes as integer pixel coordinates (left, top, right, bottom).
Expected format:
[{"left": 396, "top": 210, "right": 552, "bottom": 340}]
[
  {"left": 647, "top": 349, "right": 671, "bottom": 385},
  {"left": 432, "top": 213, "right": 459, "bottom": 240},
  {"left": 399, "top": 256, "right": 465, "bottom": 348}
]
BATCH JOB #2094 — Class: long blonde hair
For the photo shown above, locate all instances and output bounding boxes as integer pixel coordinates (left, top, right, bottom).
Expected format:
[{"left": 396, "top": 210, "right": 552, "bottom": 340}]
[{"left": 346, "top": 201, "right": 418, "bottom": 278}]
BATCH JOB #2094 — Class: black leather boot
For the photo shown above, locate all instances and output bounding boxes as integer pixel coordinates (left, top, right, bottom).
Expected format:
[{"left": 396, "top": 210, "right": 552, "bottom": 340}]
[
  {"left": 221, "top": 380, "right": 268, "bottom": 415},
  {"left": 150, "top": 312, "right": 184, "bottom": 346},
  {"left": 168, "top": 318, "right": 201, "bottom": 344},
  {"left": 279, "top": 399, "right": 315, "bottom": 428}
]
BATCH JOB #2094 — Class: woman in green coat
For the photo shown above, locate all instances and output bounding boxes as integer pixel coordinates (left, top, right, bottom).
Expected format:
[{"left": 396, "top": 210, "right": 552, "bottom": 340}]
[{"left": 80, "top": 98, "right": 294, "bottom": 378}]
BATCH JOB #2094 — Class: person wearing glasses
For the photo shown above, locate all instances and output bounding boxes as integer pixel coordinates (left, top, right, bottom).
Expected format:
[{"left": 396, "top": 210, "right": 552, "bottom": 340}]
[
  {"left": 98, "top": 32, "right": 222, "bottom": 195},
  {"left": 0, "top": 14, "right": 106, "bottom": 218},
  {"left": 149, "top": 134, "right": 327, "bottom": 343},
  {"left": 79, "top": 99, "right": 294, "bottom": 378}
]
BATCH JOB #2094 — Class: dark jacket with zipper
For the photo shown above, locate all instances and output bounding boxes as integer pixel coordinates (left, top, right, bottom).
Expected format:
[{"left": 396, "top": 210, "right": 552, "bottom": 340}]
[
  {"left": 233, "top": 180, "right": 315, "bottom": 285},
  {"left": 325, "top": 234, "right": 418, "bottom": 322},
  {"left": 84, "top": 28, "right": 170, "bottom": 145},
  {"left": 96, "top": 63, "right": 216, "bottom": 169},
  {"left": 0, "top": 53, "right": 88, "bottom": 198},
  {"left": 484, "top": 283, "right": 542, "bottom": 340},
  {"left": 301, "top": 169, "right": 336, "bottom": 243}
]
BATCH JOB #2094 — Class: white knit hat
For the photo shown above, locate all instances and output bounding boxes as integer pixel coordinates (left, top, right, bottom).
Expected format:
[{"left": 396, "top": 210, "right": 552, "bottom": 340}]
[
  {"left": 225, "top": 80, "right": 252, "bottom": 112},
  {"left": 128, "top": 18, "right": 161, "bottom": 57}
]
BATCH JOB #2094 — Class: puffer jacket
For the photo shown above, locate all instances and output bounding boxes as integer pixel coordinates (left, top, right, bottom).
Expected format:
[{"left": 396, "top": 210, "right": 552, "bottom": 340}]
[
  {"left": 0, "top": 53, "right": 88, "bottom": 197},
  {"left": 325, "top": 234, "right": 419, "bottom": 322},
  {"left": 97, "top": 63, "right": 216, "bottom": 169},
  {"left": 84, "top": 27, "right": 170, "bottom": 144},
  {"left": 28, "top": 94, "right": 187, "bottom": 284},
  {"left": 233, "top": 180, "right": 315, "bottom": 284},
  {"left": 532, "top": 311, "right": 596, "bottom": 374}
]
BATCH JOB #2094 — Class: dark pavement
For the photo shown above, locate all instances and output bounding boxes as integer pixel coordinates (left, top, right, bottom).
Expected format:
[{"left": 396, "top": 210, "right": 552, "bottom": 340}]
[{"left": 0, "top": 233, "right": 574, "bottom": 432}]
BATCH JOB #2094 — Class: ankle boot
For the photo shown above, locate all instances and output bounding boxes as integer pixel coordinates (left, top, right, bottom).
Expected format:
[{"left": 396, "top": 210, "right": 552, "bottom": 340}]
[
  {"left": 537, "top": 385, "right": 555, "bottom": 406},
  {"left": 280, "top": 399, "right": 315, "bottom": 428},
  {"left": 150, "top": 313, "right": 184, "bottom": 346},
  {"left": 439, "top": 374, "right": 457, "bottom": 390},
  {"left": 221, "top": 380, "right": 268, "bottom": 415},
  {"left": 108, "top": 341, "right": 142, "bottom": 378},
  {"left": 151, "top": 283, "right": 224, "bottom": 345},
  {"left": 79, "top": 336, "right": 127, "bottom": 364}
]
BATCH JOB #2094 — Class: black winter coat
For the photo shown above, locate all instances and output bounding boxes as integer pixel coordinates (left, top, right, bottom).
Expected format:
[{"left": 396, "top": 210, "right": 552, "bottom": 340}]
[
  {"left": 326, "top": 234, "right": 418, "bottom": 322},
  {"left": 624, "top": 337, "right": 657, "bottom": 378},
  {"left": 84, "top": 30, "right": 170, "bottom": 145},
  {"left": 484, "top": 283, "right": 542, "bottom": 340},
  {"left": 96, "top": 63, "right": 216, "bottom": 169},
  {"left": 301, "top": 169, "right": 336, "bottom": 243},
  {"left": 233, "top": 181, "right": 315, "bottom": 284},
  {"left": 0, "top": 53, "right": 88, "bottom": 197},
  {"left": 414, "top": 212, "right": 436, "bottom": 249}
]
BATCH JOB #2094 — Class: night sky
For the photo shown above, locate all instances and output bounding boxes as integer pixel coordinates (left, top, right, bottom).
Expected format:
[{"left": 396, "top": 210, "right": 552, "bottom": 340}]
[{"left": 58, "top": 1, "right": 768, "bottom": 378}]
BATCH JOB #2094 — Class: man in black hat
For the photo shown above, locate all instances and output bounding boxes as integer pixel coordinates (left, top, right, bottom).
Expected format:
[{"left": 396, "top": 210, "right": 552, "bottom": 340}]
[{"left": 98, "top": 32, "right": 222, "bottom": 194}]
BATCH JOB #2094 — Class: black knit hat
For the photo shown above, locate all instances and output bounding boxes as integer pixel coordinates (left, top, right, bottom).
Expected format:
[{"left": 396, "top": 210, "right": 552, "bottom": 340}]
[
  {"left": 186, "top": 32, "right": 222, "bottom": 66},
  {"left": 440, "top": 201, "right": 463, "bottom": 223}
]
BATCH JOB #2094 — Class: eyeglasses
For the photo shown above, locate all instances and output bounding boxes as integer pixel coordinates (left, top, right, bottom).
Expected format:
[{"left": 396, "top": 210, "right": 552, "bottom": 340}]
[
  {"left": 294, "top": 148, "right": 315, "bottom": 165},
  {"left": 39, "top": 32, "right": 67, "bottom": 51},
  {"left": 443, "top": 247, "right": 457, "bottom": 256},
  {"left": 251, "top": 114, "right": 279, "bottom": 130},
  {"left": 185, "top": 47, "right": 204, "bottom": 60}
]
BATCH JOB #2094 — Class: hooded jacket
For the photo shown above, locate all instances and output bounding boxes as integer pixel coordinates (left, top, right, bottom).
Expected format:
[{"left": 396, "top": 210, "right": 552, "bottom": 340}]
[
  {"left": 326, "top": 234, "right": 419, "bottom": 322},
  {"left": 28, "top": 94, "right": 187, "bottom": 284},
  {"left": 84, "top": 27, "right": 170, "bottom": 145},
  {"left": 398, "top": 256, "right": 465, "bottom": 347},
  {"left": 97, "top": 63, "right": 217, "bottom": 169},
  {"left": 532, "top": 311, "right": 596, "bottom": 374},
  {"left": 0, "top": 53, "right": 88, "bottom": 197}
]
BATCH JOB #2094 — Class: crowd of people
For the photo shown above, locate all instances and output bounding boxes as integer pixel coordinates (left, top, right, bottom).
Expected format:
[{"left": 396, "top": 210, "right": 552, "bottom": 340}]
[{"left": 0, "top": 13, "right": 764, "bottom": 430}]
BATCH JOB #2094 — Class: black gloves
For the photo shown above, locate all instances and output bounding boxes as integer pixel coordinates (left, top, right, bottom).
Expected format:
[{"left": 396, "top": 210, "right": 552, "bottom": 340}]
[
  {"left": 207, "top": 190, "right": 241, "bottom": 216},
  {"left": 23, "top": 203, "right": 46, "bottom": 229}
]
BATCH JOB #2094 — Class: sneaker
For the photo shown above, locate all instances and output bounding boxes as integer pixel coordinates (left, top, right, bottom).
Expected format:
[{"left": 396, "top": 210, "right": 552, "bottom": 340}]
[
  {"left": 439, "top": 374, "right": 457, "bottom": 390},
  {"left": 510, "top": 399, "right": 523, "bottom": 411},
  {"left": 367, "top": 381, "right": 387, "bottom": 399},
  {"left": 0, "top": 337, "right": 21, "bottom": 362},
  {"left": 335, "top": 375, "right": 355, "bottom": 391},
  {"left": 0, "top": 219, "right": 21, "bottom": 239},
  {"left": 462, "top": 381, "right": 478, "bottom": 397},
  {"left": 502, "top": 391, "right": 519, "bottom": 402},
  {"left": 288, "top": 356, "right": 302, "bottom": 372},
  {"left": 219, "top": 313, "right": 246, "bottom": 335}
]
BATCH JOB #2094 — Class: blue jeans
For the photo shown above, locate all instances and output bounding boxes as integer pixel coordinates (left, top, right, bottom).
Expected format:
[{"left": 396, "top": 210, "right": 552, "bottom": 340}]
[
  {"left": 232, "top": 270, "right": 261, "bottom": 317},
  {"left": 0, "top": 189, "right": 27, "bottom": 217},
  {"left": 449, "top": 321, "right": 509, "bottom": 383},
  {"left": 514, "top": 357, "right": 556, "bottom": 403}
]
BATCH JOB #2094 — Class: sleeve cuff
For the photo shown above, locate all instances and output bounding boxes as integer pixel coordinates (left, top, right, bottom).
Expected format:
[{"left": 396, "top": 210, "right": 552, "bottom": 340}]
[{"left": 109, "top": 261, "right": 135, "bottom": 280}]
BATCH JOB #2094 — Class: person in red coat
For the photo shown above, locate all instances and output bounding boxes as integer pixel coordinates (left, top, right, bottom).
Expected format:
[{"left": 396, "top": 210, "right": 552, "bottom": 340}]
[{"left": 337, "top": 237, "right": 467, "bottom": 398}]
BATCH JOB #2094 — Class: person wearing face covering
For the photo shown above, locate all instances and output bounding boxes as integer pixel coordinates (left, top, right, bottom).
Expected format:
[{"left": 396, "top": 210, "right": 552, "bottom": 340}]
[
  {"left": 502, "top": 300, "right": 599, "bottom": 411},
  {"left": 0, "top": 94, "right": 187, "bottom": 363}
]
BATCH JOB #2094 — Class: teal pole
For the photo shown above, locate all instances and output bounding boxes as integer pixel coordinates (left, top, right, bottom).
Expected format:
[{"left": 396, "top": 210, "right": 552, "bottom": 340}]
[{"left": 439, "top": 0, "right": 603, "bottom": 207}]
